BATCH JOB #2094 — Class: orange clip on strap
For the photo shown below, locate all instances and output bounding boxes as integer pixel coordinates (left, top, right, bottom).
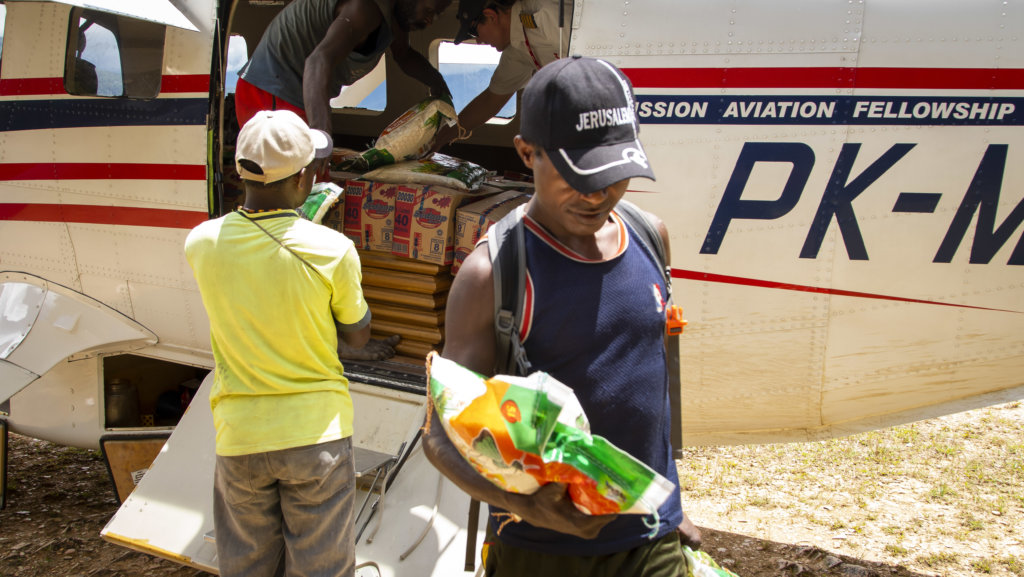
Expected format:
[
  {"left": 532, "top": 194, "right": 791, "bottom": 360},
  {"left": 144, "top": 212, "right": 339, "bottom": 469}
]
[{"left": 666, "top": 305, "right": 687, "bottom": 336}]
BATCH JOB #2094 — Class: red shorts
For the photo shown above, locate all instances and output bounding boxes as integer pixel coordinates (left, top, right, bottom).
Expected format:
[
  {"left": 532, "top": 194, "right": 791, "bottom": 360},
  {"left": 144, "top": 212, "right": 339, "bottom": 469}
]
[{"left": 234, "top": 77, "right": 306, "bottom": 128}]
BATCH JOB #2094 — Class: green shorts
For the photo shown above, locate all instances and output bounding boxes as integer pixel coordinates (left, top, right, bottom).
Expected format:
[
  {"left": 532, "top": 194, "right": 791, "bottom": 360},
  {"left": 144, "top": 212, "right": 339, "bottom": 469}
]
[{"left": 482, "top": 525, "right": 685, "bottom": 577}]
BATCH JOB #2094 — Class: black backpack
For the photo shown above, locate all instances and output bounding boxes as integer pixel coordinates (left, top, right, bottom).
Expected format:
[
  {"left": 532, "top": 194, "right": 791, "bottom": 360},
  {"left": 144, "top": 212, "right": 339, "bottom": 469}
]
[{"left": 486, "top": 199, "right": 684, "bottom": 454}]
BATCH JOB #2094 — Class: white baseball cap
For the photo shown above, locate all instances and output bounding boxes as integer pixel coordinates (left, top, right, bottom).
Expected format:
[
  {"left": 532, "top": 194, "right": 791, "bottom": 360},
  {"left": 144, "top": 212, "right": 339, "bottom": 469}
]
[{"left": 235, "top": 110, "right": 331, "bottom": 184}]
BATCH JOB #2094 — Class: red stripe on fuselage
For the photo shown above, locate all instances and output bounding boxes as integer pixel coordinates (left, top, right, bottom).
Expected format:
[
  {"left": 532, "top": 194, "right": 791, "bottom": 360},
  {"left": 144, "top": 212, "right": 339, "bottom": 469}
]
[
  {"left": 0, "top": 163, "right": 207, "bottom": 181},
  {"left": 0, "top": 203, "right": 208, "bottom": 229},
  {"left": 674, "top": 268, "right": 1022, "bottom": 314},
  {"left": 0, "top": 74, "right": 210, "bottom": 96},
  {"left": 622, "top": 67, "right": 1024, "bottom": 90}
]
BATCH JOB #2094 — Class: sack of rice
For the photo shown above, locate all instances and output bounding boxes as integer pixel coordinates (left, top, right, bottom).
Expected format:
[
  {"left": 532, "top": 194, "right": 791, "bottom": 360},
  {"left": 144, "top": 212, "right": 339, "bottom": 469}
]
[
  {"left": 337, "top": 97, "right": 457, "bottom": 172},
  {"left": 363, "top": 153, "right": 490, "bottom": 192}
]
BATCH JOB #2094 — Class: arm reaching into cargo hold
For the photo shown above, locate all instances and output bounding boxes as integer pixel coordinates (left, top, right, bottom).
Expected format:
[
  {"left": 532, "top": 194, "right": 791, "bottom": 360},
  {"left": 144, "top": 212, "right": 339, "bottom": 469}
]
[
  {"left": 431, "top": 0, "right": 569, "bottom": 152},
  {"left": 389, "top": 25, "right": 451, "bottom": 99},
  {"left": 235, "top": 0, "right": 453, "bottom": 173}
]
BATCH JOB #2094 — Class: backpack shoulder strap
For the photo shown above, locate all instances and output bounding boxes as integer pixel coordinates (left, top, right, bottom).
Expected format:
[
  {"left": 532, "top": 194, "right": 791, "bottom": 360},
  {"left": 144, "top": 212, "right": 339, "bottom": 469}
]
[
  {"left": 615, "top": 199, "right": 686, "bottom": 456},
  {"left": 615, "top": 199, "right": 671, "bottom": 298},
  {"left": 487, "top": 204, "right": 532, "bottom": 376}
]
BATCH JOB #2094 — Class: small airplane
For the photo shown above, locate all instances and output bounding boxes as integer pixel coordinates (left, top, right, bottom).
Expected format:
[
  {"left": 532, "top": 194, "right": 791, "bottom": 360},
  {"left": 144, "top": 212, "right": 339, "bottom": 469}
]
[{"left": 0, "top": 0, "right": 1021, "bottom": 575}]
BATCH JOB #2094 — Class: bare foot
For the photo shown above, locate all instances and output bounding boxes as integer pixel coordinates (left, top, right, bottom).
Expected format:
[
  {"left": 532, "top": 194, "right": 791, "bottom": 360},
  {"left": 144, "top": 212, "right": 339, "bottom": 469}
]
[{"left": 338, "top": 334, "right": 401, "bottom": 360}]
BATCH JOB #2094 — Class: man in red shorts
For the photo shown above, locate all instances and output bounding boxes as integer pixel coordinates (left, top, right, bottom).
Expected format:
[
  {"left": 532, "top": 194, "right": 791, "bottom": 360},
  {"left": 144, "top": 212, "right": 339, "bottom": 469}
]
[{"left": 236, "top": 0, "right": 452, "bottom": 173}]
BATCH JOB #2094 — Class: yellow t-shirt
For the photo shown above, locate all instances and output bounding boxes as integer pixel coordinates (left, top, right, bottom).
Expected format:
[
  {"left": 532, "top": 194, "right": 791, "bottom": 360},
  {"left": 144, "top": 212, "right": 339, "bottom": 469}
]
[{"left": 185, "top": 209, "right": 369, "bottom": 456}]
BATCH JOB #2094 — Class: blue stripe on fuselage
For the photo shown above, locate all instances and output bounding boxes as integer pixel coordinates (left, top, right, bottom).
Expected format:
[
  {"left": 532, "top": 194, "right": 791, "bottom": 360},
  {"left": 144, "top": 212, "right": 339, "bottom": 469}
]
[
  {"left": 637, "top": 95, "right": 1024, "bottom": 126},
  {"left": 0, "top": 97, "right": 208, "bottom": 131}
]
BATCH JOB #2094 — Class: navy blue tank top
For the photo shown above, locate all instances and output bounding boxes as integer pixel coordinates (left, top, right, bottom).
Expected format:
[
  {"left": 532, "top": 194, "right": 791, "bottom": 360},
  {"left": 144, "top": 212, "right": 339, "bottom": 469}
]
[{"left": 487, "top": 209, "right": 683, "bottom": 556}]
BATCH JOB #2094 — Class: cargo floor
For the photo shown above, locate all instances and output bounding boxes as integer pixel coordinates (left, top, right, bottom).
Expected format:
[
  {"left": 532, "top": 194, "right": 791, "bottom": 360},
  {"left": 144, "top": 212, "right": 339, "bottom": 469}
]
[{"left": 343, "top": 357, "right": 428, "bottom": 395}]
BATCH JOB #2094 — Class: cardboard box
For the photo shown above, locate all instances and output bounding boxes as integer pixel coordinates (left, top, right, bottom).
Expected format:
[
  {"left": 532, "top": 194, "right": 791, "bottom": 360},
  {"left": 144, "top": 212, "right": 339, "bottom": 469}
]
[
  {"left": 391, "top": 184, "right": 471, "bottom": 265},
  {"left": 360, "top": 183, "right": 398, "bottom": 253},
  {"left": 452, "top": 189, "right": 532, "bottom": 274},
  {"left": 324, "top": 181, "right": 399, "bottom": 253},
  {"left": 341, "top": 180, "right": 371, "bottom": 248}
]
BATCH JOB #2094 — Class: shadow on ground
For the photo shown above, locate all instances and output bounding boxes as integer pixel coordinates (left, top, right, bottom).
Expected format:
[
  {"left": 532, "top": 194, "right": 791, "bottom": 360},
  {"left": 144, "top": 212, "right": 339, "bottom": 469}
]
[{"left": 698, "top": 527, "right": 936, "bottom": 577}]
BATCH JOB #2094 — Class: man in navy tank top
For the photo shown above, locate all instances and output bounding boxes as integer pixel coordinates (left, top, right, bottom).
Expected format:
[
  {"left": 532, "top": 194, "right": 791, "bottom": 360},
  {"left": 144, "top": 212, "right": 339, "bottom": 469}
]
[{"left": 423, "top": 56, "right": 703, "bottom": 577}]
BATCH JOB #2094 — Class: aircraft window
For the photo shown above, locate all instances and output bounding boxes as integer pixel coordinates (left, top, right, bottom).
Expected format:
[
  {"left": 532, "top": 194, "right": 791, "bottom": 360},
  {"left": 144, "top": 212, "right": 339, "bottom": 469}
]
[
  {"left": 0, "top": 5, "right": 6, "bottom": 63},
  {"left": 436, "top": 40, "right": 515, "bottom": 121},
  {"left": 64, "top": 8, "right": 165, "bottom": 98},
  {"left": 225, "top": 34, "right": 248, "bottom": 94},
  {"left": 330, "top": 57, "right": 386, "bottom": 112}
]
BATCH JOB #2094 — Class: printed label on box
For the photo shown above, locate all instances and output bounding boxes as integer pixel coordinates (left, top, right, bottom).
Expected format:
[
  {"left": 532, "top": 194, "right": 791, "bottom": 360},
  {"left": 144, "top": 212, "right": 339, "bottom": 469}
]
[
  {"left": 391, "top": 184, "right": 470, "bottom": 265},
  {"left": 363, "top": 183, "right": 397, "bottom": 253},
  {"left": 391, "top": 185, "right": 418, "bottom": 258},
  {"left": 342, "top": 180, "right": 371, "bottom": 248}
]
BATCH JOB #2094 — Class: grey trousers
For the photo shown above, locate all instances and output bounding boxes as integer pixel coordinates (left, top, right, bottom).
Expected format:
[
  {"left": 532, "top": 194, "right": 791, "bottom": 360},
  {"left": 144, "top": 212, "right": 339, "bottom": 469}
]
[{"left": 213, "top": 437, "right": 355, "bottom": 577}]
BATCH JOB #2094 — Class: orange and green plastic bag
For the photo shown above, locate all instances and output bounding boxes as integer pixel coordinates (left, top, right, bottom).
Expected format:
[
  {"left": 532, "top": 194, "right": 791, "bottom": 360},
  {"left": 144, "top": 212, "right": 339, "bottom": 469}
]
[{"left": 426, "top": 352, "right": 674, "bottom": 520}]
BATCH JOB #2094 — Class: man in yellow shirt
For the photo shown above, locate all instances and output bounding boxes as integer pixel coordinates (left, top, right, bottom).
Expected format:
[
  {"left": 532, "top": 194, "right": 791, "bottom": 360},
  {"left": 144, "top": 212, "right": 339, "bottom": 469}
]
[{"left": 185, "top": 110, "right": 370, "bottom": 577}]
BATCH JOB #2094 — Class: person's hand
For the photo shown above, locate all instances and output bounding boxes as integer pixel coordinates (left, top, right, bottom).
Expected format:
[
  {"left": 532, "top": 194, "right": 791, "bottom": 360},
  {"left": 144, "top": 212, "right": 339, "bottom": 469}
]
[
  {"left": 428, "top": 123, "right": 459, "bottom": 154},
  {"left": 510, "top": 482, "right": 615, "bottom": 539},
  {"left": 310, "top": 156, "right": 331, "bottom": 182},
  {"left": 676, "top": 514, "right": 702, "bottom": 550},
  {"left": 338, "top": 334, "right": 400, "bottom": 360},
  {"left": 429, "top": 82, "right": 452, "bottom": 102}
]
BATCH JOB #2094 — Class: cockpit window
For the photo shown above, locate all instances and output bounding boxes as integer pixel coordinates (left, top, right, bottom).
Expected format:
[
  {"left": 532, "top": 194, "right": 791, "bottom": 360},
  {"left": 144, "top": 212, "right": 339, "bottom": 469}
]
[{"left": 64, "top": 8, "right": 165, "bottom": 98}]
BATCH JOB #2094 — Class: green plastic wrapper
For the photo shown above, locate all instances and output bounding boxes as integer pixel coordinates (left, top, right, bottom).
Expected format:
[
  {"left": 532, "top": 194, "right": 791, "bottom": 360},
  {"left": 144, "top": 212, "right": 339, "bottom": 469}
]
[
  {"left": 682, "top": 546, "right": 742, "bottom": 577},
  {"left": 298, "top": 182, "right": 343, "bottom": 224},
  {"left": 427, "top": 352, "right": 674, "bottom": 519}
]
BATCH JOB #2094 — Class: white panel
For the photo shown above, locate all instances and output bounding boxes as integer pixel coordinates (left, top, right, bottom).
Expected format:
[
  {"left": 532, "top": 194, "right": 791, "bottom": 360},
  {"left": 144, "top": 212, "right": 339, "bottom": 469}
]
[
  {"left": 0, "top": 221, "right": 80, "bottom": 288},
  {"left": 70, "top": 225, "right": 195, "bottom": 291},
  {"left": 0, "top": 125, "right": 208, "bottom": 166},
  {"left": 0, "top": 281, "right": 46, "bottom": 358},
  {"left": 2, "top": 273, "right": 157, "bottom": 377},
  {"left": 100, "top": 373, "right": 219, "bottom": 572},
  {"left": 0, "top": 2, "right": 67, "bottom": 78},
  {"left": 349, "top": 383, "right": 426, "bottom": 457},
  {"left": 858, "top": 0, "right": 1007, "bottom": 69},
  {"left": 7, "top": 356, "right": 104, "bottom": 449},
  {"left": 574, "top": 0, "right": 858, "bottom": 60},
  {"left": 0, "top": 126, "right": 210, "bottom": 210},
  {"left": 0, "top": 360, "right": 39, "bottom": 403},
  {"left": 30, "top": 0, "right": 199, "bottom": 31},
  {"left": 128, "top": 283, "right": 208, "bottom": 350},
  {"left": 164, "top": 10, "right": 216, "bottom": 74}
]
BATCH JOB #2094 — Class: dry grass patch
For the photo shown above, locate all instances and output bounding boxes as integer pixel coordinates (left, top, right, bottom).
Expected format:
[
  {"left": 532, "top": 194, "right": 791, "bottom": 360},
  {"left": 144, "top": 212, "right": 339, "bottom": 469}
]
[{"left": 678, "top": 401, "right": 1024, "bottom": 576}]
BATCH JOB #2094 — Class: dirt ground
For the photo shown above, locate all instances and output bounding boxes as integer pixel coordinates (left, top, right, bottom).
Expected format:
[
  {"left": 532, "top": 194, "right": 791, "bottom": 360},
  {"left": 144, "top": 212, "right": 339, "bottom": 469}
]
[{"left": 1, "top": 402, "right": 1021, "bottom": 577}]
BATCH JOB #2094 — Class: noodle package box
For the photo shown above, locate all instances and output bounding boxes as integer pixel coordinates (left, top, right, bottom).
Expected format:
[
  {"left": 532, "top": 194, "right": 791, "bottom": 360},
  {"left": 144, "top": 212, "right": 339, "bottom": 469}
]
[
  {"left": 390, "top": 184, "right": 471, "bottom": 265},
  {"left": 453, "top": 189, "right": 532, "bottom": 274},
  {"left": 341, "top": 180, "right": 398, "bottom": 254}
]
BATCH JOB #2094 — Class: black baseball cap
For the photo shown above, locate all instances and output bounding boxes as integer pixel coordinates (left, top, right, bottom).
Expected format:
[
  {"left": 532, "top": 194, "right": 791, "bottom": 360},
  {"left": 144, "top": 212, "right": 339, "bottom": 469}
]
[
  {"left": 454, "top": 0, "right": 487, "bottom": 44},
  {"left": 520, "top": 56, "right": 655, "bottom": 194}
]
